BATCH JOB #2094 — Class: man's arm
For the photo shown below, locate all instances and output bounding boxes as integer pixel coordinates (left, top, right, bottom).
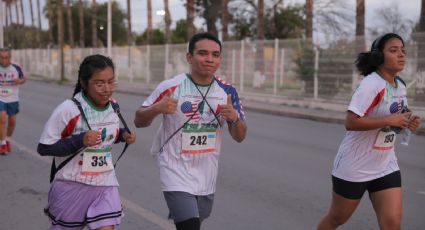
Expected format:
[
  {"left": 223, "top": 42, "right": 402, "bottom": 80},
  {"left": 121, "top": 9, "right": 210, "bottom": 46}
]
[
  {"left": 134, "top": 105, "right": 162, "bottom": 128},
  {"left": 220, "top": 94, "right": 247, "bottom": 142},
  {"left": 134, "top": 90, "right": 178, "bottom": 128},
  {"left": 227, "top": 118, "right": 247, "bottom": 142}
]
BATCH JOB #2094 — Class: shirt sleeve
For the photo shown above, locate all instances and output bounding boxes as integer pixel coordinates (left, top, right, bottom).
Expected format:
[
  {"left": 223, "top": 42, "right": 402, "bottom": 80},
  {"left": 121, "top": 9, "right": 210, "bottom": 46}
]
[
  {"left": 347, "top": 78, "right": 384, "bottom": 117},
  {"left": 142, "top": 80, "right": 177, "bottom": 107},
  {"left": 39, "top": 100, "right": 80, "bottom": 145}
]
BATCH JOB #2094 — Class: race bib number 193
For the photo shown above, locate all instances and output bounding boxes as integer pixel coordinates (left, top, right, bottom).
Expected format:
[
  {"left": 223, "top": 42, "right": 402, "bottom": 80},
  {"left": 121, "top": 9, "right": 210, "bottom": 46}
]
[{"left": 373, "top": 130, "right": 396, "bottom": 151}]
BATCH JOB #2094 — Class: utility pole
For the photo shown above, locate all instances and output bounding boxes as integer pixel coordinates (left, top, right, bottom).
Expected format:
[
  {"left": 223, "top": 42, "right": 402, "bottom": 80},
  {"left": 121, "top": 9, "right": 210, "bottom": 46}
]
[
  {"left": 107, "top": 0, "right": 112, "bottom": 57},
  {"left": 0, "top": 1, "right": 4, "bottom": 48}
]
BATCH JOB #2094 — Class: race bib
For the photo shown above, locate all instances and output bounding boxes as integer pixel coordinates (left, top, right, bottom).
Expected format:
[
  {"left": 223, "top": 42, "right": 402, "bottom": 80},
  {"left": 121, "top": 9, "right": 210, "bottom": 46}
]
[
  {"left": 373, "top": 130, "right": 396, "bottom": 150},
  {"left": 0, "top": 88, "right": 13, "bottom": 97},
  {"left": 181, "top": 131, "right": 217, "bottom": 154},
  {"left": 82, "top": 147, "right": 114, "bottom": 173}
]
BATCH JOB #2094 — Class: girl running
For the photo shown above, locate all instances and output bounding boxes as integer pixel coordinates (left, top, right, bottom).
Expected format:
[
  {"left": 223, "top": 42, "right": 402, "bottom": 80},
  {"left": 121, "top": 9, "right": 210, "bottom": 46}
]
[
  {"left": 38, "top": 54, "right": 136, "bottom": 230},
  {"left": 317, "top": 33, "right": 421, "bottom": 230}
]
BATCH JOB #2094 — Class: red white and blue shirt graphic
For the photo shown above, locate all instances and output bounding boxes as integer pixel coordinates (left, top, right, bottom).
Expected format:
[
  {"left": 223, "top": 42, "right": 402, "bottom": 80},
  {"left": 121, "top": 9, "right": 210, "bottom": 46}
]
[
  {"left": 332, "top": 72, "right": 407, "bottom": 182},
  {"left": 142, "top": 73, "right": 245, "bottom": 195},
  {"left": 0, "top": 63, "right": 24, "bottom": 102}
]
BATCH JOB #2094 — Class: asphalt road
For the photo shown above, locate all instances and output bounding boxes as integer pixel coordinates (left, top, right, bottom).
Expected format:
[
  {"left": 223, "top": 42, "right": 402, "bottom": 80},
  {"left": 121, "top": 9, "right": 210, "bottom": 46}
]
[{"left": 0, "top": 80, "right": 424, "bottom": 230}]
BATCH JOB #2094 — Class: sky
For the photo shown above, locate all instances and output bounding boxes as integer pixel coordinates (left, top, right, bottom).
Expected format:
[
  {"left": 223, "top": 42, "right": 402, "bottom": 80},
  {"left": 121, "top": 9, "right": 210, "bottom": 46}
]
[{"left": 8, "top": 0, "right": 424, "bottom": 36}]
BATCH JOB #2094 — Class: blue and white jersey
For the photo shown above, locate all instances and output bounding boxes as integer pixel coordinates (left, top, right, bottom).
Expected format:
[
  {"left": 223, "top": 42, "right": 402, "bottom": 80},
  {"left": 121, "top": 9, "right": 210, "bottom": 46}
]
[
  {"left": 332, "top": 72, "right": 407, "bottom": 182},
  {"left": 142, "top": 73, "right": 245, "bottom": 195},
  {"left": 0, "top": 63, "right": 24, "bottom": 103}
]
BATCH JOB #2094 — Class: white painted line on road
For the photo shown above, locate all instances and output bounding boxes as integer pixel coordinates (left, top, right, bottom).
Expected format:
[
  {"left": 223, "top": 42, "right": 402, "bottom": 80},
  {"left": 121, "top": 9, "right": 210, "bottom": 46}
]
[
  {"left": 10, "top": 139, "right": 174, "bottom": 230},
  {"left": 417, "top": 191, "right": 425, "bottom": 196}
]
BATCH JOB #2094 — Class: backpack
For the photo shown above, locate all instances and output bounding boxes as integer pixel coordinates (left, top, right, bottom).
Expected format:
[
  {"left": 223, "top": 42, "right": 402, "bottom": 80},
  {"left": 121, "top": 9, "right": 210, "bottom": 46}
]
[{"left": 49, "top": 98, "right": 131, "bottom": 183}]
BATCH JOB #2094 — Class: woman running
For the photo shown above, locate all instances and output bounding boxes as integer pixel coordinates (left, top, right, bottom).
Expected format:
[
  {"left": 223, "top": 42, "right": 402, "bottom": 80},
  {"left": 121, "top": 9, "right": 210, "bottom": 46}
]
[
  {"left": 38, "top": 54, "right": 136, "bottom": 230},
  {"left": 317, "top": 33, "right": 421, "bottom": 230}
]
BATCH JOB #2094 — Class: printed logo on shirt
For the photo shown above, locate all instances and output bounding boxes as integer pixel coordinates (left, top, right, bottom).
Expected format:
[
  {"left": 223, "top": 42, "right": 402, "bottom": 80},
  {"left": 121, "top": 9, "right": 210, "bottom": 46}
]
[
  {"left": 390, "top": 101, "right": 404, "bottom": 113},
  {"left": 181, "top": 99, "right": 203, "bottom": 121}
]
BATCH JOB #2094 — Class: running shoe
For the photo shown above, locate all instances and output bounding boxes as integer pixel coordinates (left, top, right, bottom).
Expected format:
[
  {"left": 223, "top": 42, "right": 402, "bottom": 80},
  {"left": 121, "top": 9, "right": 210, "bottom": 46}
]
[
  {"left": 6, "top": 141, "right": 11, "bottom": 153},
  {"left": 0, "top": 144, "right": 7, "bottom": 155}
]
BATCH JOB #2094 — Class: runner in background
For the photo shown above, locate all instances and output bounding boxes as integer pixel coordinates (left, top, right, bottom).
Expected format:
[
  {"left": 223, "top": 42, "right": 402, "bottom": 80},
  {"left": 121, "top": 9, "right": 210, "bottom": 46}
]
[
  {"left": 134, "top": 32, "right": 247, "bottom": 230},
  {"left": 0, "top": 48, "right": 26, "bottom": 155},
  {"left": 317, "top": 33, "right": 421, "bottom": 230},
  {"left": 38, "top": 54, "right": 136, "bottom": 230}
]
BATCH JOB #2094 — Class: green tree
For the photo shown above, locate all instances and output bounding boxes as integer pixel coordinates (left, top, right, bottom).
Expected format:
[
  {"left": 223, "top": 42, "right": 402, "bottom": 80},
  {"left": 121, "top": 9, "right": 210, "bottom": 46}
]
[
  {"left": 172, "top": 19, "right": 190, "bottom": 44},
  {"left": 264, "top": 5, "right": 304, "bottom": 39}
]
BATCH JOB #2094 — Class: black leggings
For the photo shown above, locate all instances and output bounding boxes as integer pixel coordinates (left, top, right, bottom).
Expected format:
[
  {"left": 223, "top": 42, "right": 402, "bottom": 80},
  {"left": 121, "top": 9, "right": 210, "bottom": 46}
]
[{"left": 175, "top": 217, "right": 200, "bottom": 230}]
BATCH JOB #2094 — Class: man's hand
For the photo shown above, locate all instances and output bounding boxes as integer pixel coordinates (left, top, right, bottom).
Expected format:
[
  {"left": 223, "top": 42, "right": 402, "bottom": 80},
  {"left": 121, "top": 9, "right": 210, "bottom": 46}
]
[
  {"left": 219, "top": 94, "right": 238, "bottom": 123},
  {"left": 13, "top": 78, "right": 25, "bottom": 85},
  {"left": 157, "top": 90, "right": 178, "bottom": 114}
]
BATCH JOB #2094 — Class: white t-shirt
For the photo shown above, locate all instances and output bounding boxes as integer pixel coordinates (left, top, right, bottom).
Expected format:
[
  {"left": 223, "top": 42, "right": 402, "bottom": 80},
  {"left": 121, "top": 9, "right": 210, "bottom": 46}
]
[
  {"left": 0, "top": 63, "right": 24, "bottom": 103},
  {"left": 332, "top": 72, "right": 407, "bottom": 182},
  {"left": 39, "top": 92, "right": 121, "bottom": 186},
  {"left": 142, "top": 73, "right": 245, "bottom": 195}
]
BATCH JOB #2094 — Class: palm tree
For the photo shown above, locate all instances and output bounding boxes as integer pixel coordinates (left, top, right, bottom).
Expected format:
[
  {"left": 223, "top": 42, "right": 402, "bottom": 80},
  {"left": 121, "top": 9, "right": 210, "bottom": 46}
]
[
  {"left": 57, "top": 0, "right": 65, "bottom": 81},
  {"left": 14, "top": 0, "right": 19, "bottom": 24},
  {"left": 221, "top": 0, "right": 230, "bottom": 41},
  {"left": 146, "top": 0, "right": 152, "bottom": 44},
  {"left": 36, "top": 0, "right": 42, "bottom": 45},
  {"left": 126, "top": 0, "right": 133, "bottom": 46},
  {"left": 91, "top": 0, "right": 97, "bottom": 47},
  {"left": 29, "top": 0, "right": 35, "bottom": 27},
  {"left": 66, "top": 0, "right": 74, "bottom": 47},
  {"left": 186, "top": 0, "right": 195, "bottom": 40},
  {"left": 19, "top": 0, "right": 24, "bottom": 25},
  {"left": 305, "top": 0, "right": 313, "bottom": 39},
  {"left": 257, "top": 0, "right": 264, "bottom": 40},
  {"left": 47, "top": 0, "right": 54, "bottom": 44},
  {"left": 418, "top": 0, "right": 425, "bottom": 71},
  {"left": 355, "top": 0, "right": 365, "bottom": 52},
  {"left": 78, "top": 0, "right": 85, "bottom": 47},
  {"left": 164, "top": 0, "right": 172, "bottom": 44}
]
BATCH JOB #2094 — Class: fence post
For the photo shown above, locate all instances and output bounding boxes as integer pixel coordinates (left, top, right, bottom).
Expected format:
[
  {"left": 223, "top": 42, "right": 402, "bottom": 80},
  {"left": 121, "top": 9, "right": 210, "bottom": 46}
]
[
  {"left": 280, "top": 48, "right": 285, "bottom": 86},
  {"left": 273, "top": 39, "right": 279, "bottom": 95},
  {"left": 231, "top": 49, "right": 236, "bottom": 84},
  {"left": 314, "top": 46, "right": 319, "bottom": 99},
  {"left": 164, "top": 43, "right": 169, "bottom": 80},
  {"left": 129, "top": 46, "right": 134, "bottom": 82},
  {"left": 146, "top": 45, "right": 151, "bottom": 83},
  {"left": 240, "top": 40, "right": 245, "bottom": 92}
]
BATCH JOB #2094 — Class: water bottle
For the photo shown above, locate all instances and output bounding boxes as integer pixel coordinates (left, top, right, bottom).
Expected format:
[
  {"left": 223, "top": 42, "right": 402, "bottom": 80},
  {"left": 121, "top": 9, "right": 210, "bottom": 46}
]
[{"left": 400, "top": 128, "right": 412, "bottom": 146}]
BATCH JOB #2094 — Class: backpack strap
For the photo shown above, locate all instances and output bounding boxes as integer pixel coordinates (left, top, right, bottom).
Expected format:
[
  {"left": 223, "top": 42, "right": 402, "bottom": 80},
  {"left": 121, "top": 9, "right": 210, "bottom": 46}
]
[
  {"left": 110, "top": 101, "right": 131, "bottom": 167},
  {"left": 395, "top": 76, "right": 406, "bottom": 87},
  {"left": 49, "top": 98, "right": 131, "bottom": 182},
  {"left": 49, "top": 98, "right": 92, "bottom": 183}
]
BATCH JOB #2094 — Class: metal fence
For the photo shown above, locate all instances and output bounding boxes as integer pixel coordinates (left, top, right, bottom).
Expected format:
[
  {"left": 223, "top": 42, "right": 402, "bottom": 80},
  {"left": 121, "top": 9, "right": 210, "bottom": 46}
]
[{"left": 12, "top": 32, "right": 425, "bottom": 106}]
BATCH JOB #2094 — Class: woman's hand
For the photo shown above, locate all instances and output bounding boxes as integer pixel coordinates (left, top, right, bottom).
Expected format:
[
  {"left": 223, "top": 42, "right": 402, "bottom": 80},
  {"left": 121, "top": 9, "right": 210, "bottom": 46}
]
[
  {"left": 83, "top": 130, "right": 100, "bottom": 146},
  {"left": 407, "top": 115, "right": 421, "bottom": 132},
  {"left": 122, "top": 131, "right": 136, "bottom": 144},
  {"left": 386, "top": 112, "right": 412, "bottom": 128}
]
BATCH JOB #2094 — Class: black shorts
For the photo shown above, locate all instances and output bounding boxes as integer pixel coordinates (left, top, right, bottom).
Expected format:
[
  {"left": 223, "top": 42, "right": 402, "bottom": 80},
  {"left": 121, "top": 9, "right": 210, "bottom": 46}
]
[{"left": 332, "top": 171, "right": 401, "bottom": 200}]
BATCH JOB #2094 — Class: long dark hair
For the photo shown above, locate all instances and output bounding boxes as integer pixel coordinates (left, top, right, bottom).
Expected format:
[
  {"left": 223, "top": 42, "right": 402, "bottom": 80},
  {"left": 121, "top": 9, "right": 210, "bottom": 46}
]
[
  {"left": 355, "top": 33, "right": 404, "bottom": 76},
  {"left": 73, "top": 54, "right": 115, "bottom": 96}
]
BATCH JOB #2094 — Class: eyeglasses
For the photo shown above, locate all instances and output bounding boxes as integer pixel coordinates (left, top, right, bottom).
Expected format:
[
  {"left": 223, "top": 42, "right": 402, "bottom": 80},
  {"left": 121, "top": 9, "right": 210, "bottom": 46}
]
[{"left": 90, "top": 80, "right": 117, "bottom": 92}]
